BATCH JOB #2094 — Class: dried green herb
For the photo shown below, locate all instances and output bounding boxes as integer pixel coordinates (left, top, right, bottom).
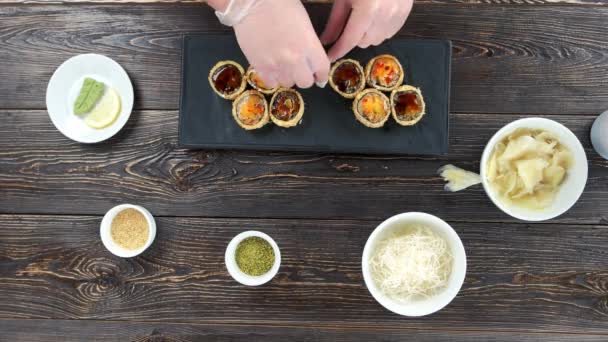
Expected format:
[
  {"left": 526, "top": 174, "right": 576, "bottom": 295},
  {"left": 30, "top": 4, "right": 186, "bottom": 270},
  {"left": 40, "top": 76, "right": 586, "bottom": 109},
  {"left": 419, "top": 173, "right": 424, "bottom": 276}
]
[{"left": 235, "top": 237, "right": 275, "bottom": 276}]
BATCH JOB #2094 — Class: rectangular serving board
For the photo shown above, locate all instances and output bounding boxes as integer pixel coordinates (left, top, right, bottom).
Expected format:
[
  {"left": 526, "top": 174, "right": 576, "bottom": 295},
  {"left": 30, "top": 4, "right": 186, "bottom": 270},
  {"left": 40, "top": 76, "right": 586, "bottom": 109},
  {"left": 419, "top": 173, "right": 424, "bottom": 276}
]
[{"left": 179, "top": 35, "right": 451, "bottom": 155}]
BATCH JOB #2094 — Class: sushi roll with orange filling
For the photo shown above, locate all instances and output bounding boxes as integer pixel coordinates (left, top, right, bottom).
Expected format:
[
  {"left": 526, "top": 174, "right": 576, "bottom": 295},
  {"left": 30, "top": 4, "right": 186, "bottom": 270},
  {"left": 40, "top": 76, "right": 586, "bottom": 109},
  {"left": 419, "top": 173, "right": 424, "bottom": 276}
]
[
  {"left": 352, "top": 89, "right": 390, "bottom": 128},
  {"left": 232, "top": 90, "right": 269, "bottom": 130},
  {"left": 209, "top": 60, "right": 247, "bottom": 100},
  {"left": 328, "top": 59, "right": 366, "bottom": 99},
  {"left": 269, "top": 88, "right": 305, "bottom": 128},
  {"left": 365, "top": 54, "right": 404, "bottom": 92},
  {"left": 245, "top": 66, "right": 278, "bottom": 95},
  {"left": 390, "top": 85, "right": 426, "bottom": 126}
]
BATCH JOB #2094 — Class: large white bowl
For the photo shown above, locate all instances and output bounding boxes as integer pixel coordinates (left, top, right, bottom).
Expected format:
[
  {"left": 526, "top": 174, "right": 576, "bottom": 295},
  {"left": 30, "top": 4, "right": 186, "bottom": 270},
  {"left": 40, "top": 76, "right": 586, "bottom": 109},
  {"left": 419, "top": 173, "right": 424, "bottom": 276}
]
[
  {"left": 362, "top": 212, "right": 467, "bottom": 317},
  {"left": 480, "top": 117, "right": 588, "bottom": 221}
]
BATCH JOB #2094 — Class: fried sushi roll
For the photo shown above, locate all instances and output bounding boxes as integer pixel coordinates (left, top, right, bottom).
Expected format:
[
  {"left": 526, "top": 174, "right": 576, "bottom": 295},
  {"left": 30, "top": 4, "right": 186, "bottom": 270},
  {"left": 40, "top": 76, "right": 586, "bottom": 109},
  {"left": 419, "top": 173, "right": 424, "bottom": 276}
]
[
  {"left": 245, "top": 66, "right": 278, "bottom": 95},
  {"left": 390, "top": 85, "right": 426, "bottom": 126},
  {"left": 232, "top": 90, "right": 269, "bottom": 130},
  {"left": 352, "top": 89, "right": 391, "bottom": 128},
  {"left": 209, "top": 60, "right": 247, "bottom": 100},
  {"left": 328, "top": 59, "right": 366, "bottom": 99},
  {"left": 269, "top": 88, "right": 304, "bottom": 128},
  {"left": 365, "top": 54, "right": 404, "bottom": 92}
]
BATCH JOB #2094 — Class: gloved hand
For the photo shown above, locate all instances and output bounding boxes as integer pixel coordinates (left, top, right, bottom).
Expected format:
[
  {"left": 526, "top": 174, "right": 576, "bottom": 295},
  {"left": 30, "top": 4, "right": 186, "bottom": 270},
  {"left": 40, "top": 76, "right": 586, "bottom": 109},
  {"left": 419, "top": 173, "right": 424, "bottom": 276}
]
[
  {"left": 215, "top": 0, "right": 331, "bottom": 89},
  {"left": 320, "top": 0, "right": 414, "bottom": 62}
]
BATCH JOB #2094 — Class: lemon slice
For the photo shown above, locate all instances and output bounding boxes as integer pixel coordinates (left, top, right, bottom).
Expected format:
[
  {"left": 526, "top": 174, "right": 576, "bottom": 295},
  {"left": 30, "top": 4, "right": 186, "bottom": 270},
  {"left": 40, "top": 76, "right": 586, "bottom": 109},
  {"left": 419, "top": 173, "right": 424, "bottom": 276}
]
[{"left": 83, "top": 87, "right": 121, "bottom": 129}]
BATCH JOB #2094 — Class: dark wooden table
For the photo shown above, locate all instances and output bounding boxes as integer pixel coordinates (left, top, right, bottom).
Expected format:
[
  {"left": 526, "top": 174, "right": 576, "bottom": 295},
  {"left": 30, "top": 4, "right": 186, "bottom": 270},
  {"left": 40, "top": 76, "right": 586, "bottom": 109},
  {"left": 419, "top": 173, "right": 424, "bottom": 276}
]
[{"left": 1, "top": 0, "right": 608, "bottom": 341}]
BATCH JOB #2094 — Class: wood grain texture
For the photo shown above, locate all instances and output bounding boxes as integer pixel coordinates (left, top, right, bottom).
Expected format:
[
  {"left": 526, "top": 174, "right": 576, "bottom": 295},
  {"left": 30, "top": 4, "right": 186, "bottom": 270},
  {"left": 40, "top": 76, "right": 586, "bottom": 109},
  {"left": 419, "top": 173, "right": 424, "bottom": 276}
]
[
  {"left": 3, "top": 0, "right": 608, "bottom": 5},
  {"left": 1, "top": 110, "right": 607, "bottom": 223},
  {"left": 2, "top": 319, "right": 608, "bottom": 342},
  {"left": 1, "top": 215, "right": 608, "bottom": 332},
  {"left": 1, "top": 4, "right": 608, "bottom": 114}
]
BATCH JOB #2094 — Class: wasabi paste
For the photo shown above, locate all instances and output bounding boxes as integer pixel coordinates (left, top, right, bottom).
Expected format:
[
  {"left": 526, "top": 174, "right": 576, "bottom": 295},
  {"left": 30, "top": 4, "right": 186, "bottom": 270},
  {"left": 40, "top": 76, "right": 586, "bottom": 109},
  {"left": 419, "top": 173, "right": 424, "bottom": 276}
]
[{"left": 74, "top": 78, "right": 105, "bottom": 115}]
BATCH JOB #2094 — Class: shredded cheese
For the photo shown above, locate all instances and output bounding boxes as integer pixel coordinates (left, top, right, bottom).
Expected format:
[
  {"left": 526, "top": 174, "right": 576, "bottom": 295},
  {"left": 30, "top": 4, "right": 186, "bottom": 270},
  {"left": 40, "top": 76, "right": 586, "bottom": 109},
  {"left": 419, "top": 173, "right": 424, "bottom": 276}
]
[{"left": 369, "top": 224, "right": 453, "bottom": 303}]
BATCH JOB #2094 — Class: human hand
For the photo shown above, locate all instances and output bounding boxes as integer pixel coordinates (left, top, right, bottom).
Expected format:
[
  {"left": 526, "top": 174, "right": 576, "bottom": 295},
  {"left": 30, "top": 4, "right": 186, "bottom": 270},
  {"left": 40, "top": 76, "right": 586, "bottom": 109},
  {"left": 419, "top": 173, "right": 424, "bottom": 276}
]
[
  {"left": 320, "top": 0, "right": 414, "bottom": 62},
  {"left": 218, "top": 0, "right": 331, "bottom": 89}
]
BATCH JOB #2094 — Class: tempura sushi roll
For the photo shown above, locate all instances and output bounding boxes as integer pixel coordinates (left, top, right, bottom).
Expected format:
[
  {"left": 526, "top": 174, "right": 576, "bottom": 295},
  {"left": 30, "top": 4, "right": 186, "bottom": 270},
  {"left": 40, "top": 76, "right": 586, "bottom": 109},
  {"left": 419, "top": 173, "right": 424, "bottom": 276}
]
[
  {"left": 209, "top": 60, "right": 247, "bottom": 100},
  {"left": 352, "top": 89, "right": 391, "bottom": 128},
  {"left": 365, "top": 54, "right": 404, "bottom": 92},
  {"left": 232, "top": 90, "right": 269, "bottom": 130},
  {"left": 245, "top": 66, "right": 278, "bottom": 95},
  {"left": 269, "top": 88, "right": 304, "bottom": 128},
  {"left": 390, "top": 85, "right": 426, "bottom": 126},
  {"left": 328, "top": 59, "right": 366, "bottom": 99}
]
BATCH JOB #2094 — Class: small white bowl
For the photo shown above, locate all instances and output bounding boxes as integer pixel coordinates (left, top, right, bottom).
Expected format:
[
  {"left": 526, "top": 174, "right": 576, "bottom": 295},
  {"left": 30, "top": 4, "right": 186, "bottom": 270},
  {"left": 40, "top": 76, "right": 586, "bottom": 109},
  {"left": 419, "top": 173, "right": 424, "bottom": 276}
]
[
  {"left": 46, "top": 54, "right": 134, "bottom": 143},
  {"left": 362, "top": 212, "right": 467, "bottom": 317},
  {"left": 100, "top": 204, "right": 156, "bottom": 258},
  {"left": 480, "top": 117, "right": 588, "bottom": 221},
  {"left": 225, "top": 231, "right": 281, "bottom": 286}
]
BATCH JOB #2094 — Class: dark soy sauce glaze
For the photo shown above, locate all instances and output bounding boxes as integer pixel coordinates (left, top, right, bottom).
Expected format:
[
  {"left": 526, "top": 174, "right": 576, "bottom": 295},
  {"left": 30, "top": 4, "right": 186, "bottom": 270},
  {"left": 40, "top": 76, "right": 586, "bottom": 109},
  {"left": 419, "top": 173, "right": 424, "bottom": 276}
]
[
  {"left": 212, "top": 64, "right": 242, "bottom": 95},
  {"left": 394, "top": 91, "right": 422, "bottom": 119},
  {"left": 272, "top": 91, "right": 300, "bottom": 121},
  {"left": 332, "top": 62, "right": 362, "bottom": 94}
]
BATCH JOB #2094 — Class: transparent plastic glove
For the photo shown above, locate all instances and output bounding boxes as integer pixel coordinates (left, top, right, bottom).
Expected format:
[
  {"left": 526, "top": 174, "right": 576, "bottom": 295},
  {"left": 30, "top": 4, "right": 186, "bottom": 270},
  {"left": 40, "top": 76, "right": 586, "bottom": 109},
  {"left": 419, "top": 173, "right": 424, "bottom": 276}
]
[
  {"left": 320, "top": 0, "right": 414, "bottom": 62},
  {"left": 222, "top": 0, "right": 330, "bottom": 89}
]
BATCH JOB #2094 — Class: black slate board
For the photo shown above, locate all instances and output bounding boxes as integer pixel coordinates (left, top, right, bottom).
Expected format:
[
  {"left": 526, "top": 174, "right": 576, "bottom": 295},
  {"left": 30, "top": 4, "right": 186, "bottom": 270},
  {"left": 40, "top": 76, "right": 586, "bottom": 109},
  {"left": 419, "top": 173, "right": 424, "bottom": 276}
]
[{"left": 179, "top": 35, "right": 451, "bottom": 155}]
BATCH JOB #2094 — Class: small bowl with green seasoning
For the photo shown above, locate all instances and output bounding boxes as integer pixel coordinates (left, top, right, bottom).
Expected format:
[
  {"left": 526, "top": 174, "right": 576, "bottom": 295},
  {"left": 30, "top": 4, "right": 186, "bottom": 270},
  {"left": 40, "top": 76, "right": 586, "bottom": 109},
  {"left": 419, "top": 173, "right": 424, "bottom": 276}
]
[{"left": 225, "top": 231, "right": 281, "bottom": 286}]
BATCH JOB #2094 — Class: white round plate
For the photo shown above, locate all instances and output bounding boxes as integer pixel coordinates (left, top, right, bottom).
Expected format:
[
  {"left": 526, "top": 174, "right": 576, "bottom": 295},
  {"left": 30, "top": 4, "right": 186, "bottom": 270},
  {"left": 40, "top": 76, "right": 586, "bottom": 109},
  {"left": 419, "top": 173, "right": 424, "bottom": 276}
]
[{"left": 46, "top": 54, "right": 134, "bottom": 143}]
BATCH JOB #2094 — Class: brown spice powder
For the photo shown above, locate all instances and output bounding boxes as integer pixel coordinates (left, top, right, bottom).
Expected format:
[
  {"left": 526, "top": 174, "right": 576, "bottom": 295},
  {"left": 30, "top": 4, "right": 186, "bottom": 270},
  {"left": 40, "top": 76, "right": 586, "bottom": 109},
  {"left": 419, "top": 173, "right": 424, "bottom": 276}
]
[{"left": 110, "top": 208, "right": 149, "bottom": 250}]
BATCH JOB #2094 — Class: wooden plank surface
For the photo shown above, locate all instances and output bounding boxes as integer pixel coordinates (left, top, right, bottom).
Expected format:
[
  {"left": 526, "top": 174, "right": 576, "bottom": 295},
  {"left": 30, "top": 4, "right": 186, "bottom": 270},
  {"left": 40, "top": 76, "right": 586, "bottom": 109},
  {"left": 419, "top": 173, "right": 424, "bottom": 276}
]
[
  {"left": 2, "top": 319, "right": 608, "bottom": 342},
  {"left": 1, "top": 4, "right": 607, "bottom": 114},
  {"left": 1, "top": 1, "right": 607, "bottom": 340},
  {"left": 1, "top": 214, "right": 608, "bottom": 333},
  {"left": 3, "top": 0, "right": 608, "bottom": 5},
  {"left": 1, "top": 110, "right": 606, "bottom": 223}
]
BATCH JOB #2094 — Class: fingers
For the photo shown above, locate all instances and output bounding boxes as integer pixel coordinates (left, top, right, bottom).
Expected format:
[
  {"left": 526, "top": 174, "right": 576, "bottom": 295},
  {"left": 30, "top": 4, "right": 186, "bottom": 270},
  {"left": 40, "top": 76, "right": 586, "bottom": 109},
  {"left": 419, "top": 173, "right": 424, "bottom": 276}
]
[
  {"left": 358, "top": 4, "right": 393, "bottom": 48},
  {"left": 357, "top": 19, "right": 378, "bottom": 49},
  {"left": 387, "top": 1, "right": 413, "bottom": 38},
  {"left": 327, "top": 0, "right": 413, "bottom": 59},
  {"left": 293, "top": 61, "right": 315, "bottom": 89},
  {"left": 308, "top": 42, "right": 331, "bottom": 85},
  {"left": 254, "top": 64, "right": 279, "bottom": 89},
  {"left": 378, "top": 1, "right": 412, "bottom": 43},
  {"left": 277, "top": 67, "right": 295, "bottom": 89},
  {"left": 257, "top": 41, "right": 328, "bottom": 89},
  {"left": 319, "top": 0, "right": 351, "bottom": 45},
  {"left": 327, "top": 6, "right": 374, "bottom": 62},
  {"left": 261, "top": 73, "right": 279, "bottom": 89}
]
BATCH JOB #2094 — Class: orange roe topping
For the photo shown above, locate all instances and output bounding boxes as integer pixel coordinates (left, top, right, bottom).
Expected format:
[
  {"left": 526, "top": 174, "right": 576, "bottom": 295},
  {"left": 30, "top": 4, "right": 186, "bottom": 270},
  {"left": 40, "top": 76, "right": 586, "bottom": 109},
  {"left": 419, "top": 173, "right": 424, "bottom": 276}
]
[
  {"left": 371, "top": 57, "right": 400, "bottom": 87},
  {"left": 358, "top": 93, "right": 388, "bottom": 123},
  {"left": 237, "top": 94, "right": 265, "bottom": 125}
]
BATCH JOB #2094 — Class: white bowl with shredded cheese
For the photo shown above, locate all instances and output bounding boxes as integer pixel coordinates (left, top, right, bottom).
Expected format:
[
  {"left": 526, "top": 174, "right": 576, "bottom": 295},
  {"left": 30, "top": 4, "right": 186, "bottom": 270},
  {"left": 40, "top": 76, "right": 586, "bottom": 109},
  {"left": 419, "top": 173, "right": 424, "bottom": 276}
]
[
  {"left": 362, "top": 212, "right": 466, "bottom": 316},
  {"left": 480, "top": 118, "right": 588, "bottom": 221}
]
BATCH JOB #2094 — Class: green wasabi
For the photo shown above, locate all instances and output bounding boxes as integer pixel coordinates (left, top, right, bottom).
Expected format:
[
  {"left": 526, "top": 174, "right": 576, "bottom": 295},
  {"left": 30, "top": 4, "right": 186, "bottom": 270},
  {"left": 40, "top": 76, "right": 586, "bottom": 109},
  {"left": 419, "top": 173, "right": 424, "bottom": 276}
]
[{"left": 74, "top": 77, "right": 105, "bottom": 115}]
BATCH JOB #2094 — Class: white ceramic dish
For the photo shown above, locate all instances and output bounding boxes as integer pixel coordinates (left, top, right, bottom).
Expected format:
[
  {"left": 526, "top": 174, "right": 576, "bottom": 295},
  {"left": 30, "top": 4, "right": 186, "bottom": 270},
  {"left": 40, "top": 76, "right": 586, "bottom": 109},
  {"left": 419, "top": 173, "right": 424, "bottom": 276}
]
[
  {"left": 480, "top": 117, "right": 588, "bottom": 221},
  {"left": 100, "top": 204, "right": 156, "bottom": 258},
  {"left": 46, "top": 54, "right": 134, "bottom": 143},
  {"left": 362, "top": 212, "right": 466, "bottom": 317},
  {"left": 225, "top": 230, "right": 281, "bottom": 286}
]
